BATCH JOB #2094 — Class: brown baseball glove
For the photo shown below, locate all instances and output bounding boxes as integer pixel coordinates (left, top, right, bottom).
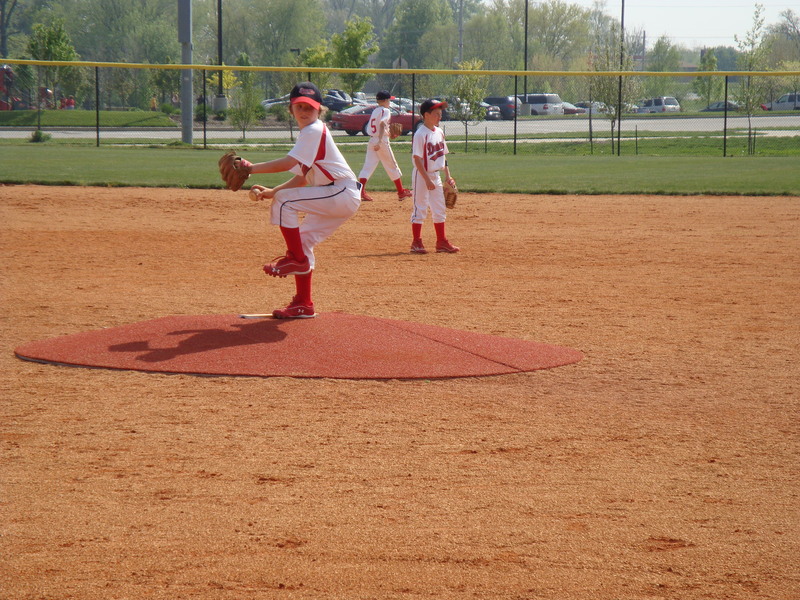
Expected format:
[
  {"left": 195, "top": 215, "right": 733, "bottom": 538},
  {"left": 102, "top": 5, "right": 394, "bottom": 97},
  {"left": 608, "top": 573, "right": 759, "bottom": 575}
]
[
  {"left": 389, "top": 122, "right": 403, "bottom": 139},
  {"left": 444, "top": 178, "right": 458, "bottom": 209},
  {"left": 218, "top": 151, "right": 253, "bottom": 191}
]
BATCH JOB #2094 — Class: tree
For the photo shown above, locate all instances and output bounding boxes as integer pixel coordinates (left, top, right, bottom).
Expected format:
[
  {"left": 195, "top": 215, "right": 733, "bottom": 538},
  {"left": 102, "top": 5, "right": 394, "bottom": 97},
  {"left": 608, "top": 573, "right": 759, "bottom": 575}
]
[
  {"left": 644, "top": 35, "right": 681, "bottom": 97},
  {"left": 229, "top": 52, "right": 261, "bottom": 140},
  {"left": 1, "top": 0, "right": 20, "bottom": 57},
  {"left": 693, "top": 49, "right": 722, "bottom": 108},
  {"left": 450, "top": 58, "right": 488, "bottom": 150},
  {"left": 526, "top": 0, "right": 591, "bottom": 69},
  {"left": 301, "top": 42, "right": 334, "bottom": 94},
  {"left": 734, "top": 3, "right": 771, "bottom": 153},
  {"left": 589, "top": 23, "right": 642, "bottom": 154},
  {"left": 378, "top": 0, "right": 452, "bottom": 68},
  {"left": 331, "top": 16, "right": 378, "bottom": 97},
  {"left": 775, "top": 9, "right": 800, "bottom": 56},
  {"left": 27, "top": 18, "right": 80, "bottom": 105}
]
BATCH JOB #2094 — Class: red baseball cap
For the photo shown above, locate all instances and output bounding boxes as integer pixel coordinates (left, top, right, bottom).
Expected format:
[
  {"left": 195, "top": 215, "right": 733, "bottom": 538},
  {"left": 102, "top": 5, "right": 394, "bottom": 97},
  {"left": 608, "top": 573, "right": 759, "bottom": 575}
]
[
  {"left": 420, "top": 98, "right": 448, "bottom": 115},
  {"left": 290, "top": 81, "right": 322, "bottom": 109}
]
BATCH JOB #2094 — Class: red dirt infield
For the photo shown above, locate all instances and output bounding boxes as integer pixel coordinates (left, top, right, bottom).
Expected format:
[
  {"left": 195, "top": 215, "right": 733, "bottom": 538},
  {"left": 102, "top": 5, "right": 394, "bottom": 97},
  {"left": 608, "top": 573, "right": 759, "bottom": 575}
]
[
  {"left": 14, "top": 312, "right": 582, "bottom": 379},
  {"left": 3, "top": 185, "right": 799, "bottom": 599}
]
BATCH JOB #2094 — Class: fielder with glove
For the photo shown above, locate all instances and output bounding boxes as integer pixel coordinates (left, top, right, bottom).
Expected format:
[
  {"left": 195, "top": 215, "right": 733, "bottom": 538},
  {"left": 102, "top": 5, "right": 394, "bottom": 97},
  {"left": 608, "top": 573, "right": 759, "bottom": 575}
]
[
  {"left": 357, "top": 90, "right": 412, "bottom": 202},
  {"left": 408, "top": 98, "right": 460, "bottom": 254}
]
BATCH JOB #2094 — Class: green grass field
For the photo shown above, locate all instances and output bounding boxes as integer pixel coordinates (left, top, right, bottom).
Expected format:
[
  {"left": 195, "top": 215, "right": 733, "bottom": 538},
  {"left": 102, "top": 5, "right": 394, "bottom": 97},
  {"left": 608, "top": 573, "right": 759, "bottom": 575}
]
[{"left": 1, "top": 144, "right": 798, "bottom": 195}]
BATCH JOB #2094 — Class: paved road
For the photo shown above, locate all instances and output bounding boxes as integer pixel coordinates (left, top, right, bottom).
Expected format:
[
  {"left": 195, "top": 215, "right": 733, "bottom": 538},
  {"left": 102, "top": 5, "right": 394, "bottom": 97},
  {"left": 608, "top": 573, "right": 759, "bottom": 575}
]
[{"left": 1, "top": 114, "right": 796, "bottom": 142}]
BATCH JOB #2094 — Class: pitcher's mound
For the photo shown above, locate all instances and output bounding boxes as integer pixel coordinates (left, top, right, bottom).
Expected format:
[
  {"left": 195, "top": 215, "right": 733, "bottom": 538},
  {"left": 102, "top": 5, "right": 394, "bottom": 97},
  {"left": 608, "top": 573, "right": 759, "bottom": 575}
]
[{"left": 14, "top": 313, "right": 582, "bottom": 380}]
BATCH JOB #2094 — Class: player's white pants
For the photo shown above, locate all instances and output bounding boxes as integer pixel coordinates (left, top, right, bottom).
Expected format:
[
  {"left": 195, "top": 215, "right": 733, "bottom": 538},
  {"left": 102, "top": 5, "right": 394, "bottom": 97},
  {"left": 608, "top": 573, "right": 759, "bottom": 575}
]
[
  {"left": 358, "top": 140, "right": 402, "bottom": 181},
  {"left": 410, "top": 169, "right": 446, "bottom": 224},
  {"left": 271, "top": 179, "right": 361, "bottom": 269}
]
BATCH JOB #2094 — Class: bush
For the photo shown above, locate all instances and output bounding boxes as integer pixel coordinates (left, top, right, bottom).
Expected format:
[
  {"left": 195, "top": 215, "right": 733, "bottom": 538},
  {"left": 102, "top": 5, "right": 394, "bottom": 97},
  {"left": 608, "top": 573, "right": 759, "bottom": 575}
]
[
  {"left": 30, "top": 129, "right": 51, "bottom": 143},
  {"left": 160, "top": 103, "right": 177, "bottom": 115}
]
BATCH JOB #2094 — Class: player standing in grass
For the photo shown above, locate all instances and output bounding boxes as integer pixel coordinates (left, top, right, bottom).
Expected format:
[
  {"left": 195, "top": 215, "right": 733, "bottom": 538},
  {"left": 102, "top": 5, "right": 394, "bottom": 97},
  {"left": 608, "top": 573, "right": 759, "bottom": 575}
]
[
  {"left": 358, "top": 90, "right": 412, "bottom": 202},
  {"left": 409, "top": 99, "right": 459, "bottom": 254},
  {"left": 245, "top": 82, "right": 361, "bottom": 318}
]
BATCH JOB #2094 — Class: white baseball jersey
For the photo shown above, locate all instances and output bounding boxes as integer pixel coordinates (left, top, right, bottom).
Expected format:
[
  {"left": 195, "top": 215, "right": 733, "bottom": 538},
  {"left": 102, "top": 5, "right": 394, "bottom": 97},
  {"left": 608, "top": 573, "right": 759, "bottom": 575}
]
[
  {"left": 273, "top": 118, "right": 360, "bottom": 269},
  {"left": 288, "top": 119, "right": 356, "bottom": 185},
  {"left": 410, "top": 123, "right": 449, "bottom": 224},
  {"left": 367, "top": 105, "right": 391, "bottom": 143},
  {"left": 412, "top": 123, "right": 448, "bottom": 172}
]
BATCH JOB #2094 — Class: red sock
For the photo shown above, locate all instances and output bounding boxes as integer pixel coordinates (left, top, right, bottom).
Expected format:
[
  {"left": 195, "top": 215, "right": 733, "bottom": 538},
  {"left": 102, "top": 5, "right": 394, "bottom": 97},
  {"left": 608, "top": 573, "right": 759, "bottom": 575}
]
[
  {"left": 434, "top": 221, "right": 446, "bottom": 242},
  {"left": 359, "top": 178, "right": 368, "bottom": 194},
  {"left": 280, "top": 226, "right": 306, "bottom": 261},
  {"left": 393, "top": 178, "right": 404, "bottom": 193},
  {"left": 294, "top": 272, "right": 313, "bottom": 305},
  {"left": 412, "top": 223, "right": 423, "bottom": 241}
]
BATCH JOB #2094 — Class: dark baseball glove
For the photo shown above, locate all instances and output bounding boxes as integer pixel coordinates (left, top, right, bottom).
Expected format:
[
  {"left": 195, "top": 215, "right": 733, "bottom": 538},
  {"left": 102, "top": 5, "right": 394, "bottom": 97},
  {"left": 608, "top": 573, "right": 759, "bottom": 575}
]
[
  {"left": 389, "top": 122, "right": 403, "bottom": 139},
  {"left": 218, "top": 151, "right": 253, "bottom": 191},
  {"left": 444, "top": 178, "right": 458, "bottom": 209}
]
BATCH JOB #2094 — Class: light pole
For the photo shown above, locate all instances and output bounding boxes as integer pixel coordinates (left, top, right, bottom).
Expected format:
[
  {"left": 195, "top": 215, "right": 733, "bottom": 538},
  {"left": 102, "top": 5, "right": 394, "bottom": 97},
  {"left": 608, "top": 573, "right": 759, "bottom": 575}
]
[
  {"left": 213, "top": 0, "right": 228, "bottom": 111},
  {"left": 617, "top": 0, "right": 625, "bottom": 155}
]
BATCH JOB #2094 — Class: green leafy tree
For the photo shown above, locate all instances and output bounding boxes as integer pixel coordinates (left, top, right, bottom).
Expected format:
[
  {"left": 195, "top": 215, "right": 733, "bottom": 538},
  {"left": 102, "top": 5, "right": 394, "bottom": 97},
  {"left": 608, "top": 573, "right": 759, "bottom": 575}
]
[
  {"left": 693, "top": 49, "right": 722, "bottom": 108},
  {"left": 27, "top": 18, "right": 81, "bottom": 106},
  {"left": 378, "top": 0, "right": 452, "bottom": 68},
  {"left": 331, "top": 16, "right": 378, "bottom": 97},
  {"left": 527, "top": 0, "right": 591, "bottom": 68},
  {"left": 302, "top": 41, "right": 334, "bottom": 93},
  {"left": 644, "top": 35, "right": 681, "bottom": 97},
  {"left": 228, "top": 53, "right": 261, "bottom": 139}
]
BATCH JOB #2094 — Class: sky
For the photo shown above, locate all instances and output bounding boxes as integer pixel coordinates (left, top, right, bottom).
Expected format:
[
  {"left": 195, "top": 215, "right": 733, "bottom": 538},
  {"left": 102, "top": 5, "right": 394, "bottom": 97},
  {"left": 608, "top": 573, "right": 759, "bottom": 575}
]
[{"left": 564, "top": 1, "right": 795, "bottom": 49}]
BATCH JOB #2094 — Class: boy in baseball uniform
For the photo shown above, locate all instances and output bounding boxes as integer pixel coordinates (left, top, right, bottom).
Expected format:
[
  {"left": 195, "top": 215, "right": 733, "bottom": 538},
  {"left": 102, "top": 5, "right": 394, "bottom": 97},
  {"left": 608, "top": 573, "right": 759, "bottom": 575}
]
[
  {"left": 409, "top": 98, "right": 459, "bottom": 254},
  {"left": 246, "top": 82, "right": 361, "bottom": 318},
  {"left": 358, "top": 90, "right": 412, "bottom": 202}
]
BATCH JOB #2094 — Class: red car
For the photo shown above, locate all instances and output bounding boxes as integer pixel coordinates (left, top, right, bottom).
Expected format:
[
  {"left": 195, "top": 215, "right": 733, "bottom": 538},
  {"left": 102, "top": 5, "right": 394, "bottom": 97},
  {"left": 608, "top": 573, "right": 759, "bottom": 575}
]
[{"left": 329, "top": 104, "right": 421, "bottom": 136}]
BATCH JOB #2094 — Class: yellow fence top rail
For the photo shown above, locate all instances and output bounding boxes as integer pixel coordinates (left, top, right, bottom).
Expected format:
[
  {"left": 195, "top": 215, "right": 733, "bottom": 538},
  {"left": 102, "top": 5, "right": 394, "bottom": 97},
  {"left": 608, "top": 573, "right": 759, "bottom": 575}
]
[{"left": 3, "top": 58, "right": 799, "bottom": 78}]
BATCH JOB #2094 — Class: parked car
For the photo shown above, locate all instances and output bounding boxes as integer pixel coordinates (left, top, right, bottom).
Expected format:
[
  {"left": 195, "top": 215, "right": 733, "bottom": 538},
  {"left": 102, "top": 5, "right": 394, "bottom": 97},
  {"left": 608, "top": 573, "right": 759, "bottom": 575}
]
[
  {"left": 322, "top": 89, "right": 353, "bottom": 112},
  {"left": 761, "top": 92, "right": 800, "bottom": 111},
  {"left": 482, "top": 102, "right": 502, "bottom": 120},
  {"left": 574, "top": 101, "right": 608, "bottom": 114},
  {"left": 483, "top": 95, "right": 521, "bottom": 120},
  {"left": 636, "top": 97, "right": 680, "bottom": 113},
  {"left": 562, "top": 101, "right": 585, "bottom": 115},
  {"left": 700, "top": 101, "right": 740, "bottom": 112},
  {"left": 329, "top": 104, "right": 421, "bottom": 136},
  {"left": 260, "top": 94, "right": 291, "bottom": 110},
  {"left": 517, "top": 93, "right": 564, "bottom": 115}
]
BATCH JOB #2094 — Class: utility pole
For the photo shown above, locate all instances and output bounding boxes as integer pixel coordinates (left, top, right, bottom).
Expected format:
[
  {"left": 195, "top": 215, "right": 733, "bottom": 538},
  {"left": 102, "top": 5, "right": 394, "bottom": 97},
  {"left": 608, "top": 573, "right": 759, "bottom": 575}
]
[
  {"left": 617, "top": 0, "right": 625, "bottom": 156},
  {"left": 178, "top": 0, "right": 193, "bottom": 144}
]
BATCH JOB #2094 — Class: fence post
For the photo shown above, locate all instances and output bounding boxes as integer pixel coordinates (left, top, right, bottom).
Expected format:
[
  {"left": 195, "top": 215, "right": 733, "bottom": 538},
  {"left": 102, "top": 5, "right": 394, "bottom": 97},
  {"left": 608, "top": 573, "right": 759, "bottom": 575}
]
[
  {"left": 95, "top": 66, "right": 100, "bottom": 147},
  {"left": 723, "top": 75, "right": 729, "bottom": 157},
  {"left": 513, "top": 75, "right": 518, "bottom": 156},
  {"left": 203, "top": 69, "right": 207, "bottom": 149}
]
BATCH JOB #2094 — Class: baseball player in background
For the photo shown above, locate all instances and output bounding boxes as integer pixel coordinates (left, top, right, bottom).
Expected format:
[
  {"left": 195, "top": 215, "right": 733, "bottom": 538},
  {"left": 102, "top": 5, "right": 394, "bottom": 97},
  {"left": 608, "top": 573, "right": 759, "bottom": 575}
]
[
  {"left": 409, "top": 99, "right": 460, "bottom": 254},
  {"left": 246, "top": 82, "right": 361, "bottom": 318},
  {"left": 358, "top": 90, "right": 412, "bottom": 202}
]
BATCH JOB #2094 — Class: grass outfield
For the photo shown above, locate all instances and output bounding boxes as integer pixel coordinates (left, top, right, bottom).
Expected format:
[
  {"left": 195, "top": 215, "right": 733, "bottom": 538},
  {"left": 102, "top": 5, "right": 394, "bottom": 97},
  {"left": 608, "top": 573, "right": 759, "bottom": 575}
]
[{"left": 1, "top": 144, "right": 798, "bottom": 195}]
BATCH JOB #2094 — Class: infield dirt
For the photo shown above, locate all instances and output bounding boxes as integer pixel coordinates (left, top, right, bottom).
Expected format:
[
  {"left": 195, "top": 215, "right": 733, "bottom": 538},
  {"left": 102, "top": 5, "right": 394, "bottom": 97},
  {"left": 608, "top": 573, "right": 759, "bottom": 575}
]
[{"left": 2, "top": 185, "right": 798, "bottom": 599}]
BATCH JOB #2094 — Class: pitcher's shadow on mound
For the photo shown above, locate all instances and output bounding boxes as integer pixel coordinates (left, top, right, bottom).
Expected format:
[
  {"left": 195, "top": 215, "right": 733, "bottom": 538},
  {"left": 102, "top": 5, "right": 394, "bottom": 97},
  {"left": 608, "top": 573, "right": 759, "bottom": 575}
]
[{"left": 108, "top": 319, "right": 287, "bottom": 363}]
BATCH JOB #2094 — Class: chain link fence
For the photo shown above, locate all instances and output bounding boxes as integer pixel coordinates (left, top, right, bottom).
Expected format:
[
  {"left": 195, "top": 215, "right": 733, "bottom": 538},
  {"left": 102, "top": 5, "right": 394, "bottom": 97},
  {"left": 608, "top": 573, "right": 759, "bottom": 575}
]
[{"left": 2, "top": 60, "right": 798, "bottom": 157}]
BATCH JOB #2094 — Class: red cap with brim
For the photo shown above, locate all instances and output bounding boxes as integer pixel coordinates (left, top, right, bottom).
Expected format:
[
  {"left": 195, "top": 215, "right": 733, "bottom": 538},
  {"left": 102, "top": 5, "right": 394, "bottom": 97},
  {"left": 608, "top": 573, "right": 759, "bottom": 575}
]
[
  {"left": 420, "top": 99, "right": 448, "bottom": 115},
  {"left": 290, "top": 96, "right": 321, "bottom": 110}
]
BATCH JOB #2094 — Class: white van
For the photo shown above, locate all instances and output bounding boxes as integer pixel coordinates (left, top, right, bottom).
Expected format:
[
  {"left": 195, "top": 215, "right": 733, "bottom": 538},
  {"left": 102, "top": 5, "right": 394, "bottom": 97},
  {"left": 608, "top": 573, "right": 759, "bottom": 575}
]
[{"left": 517, "top": 93, "right": 564, "bottom": 115}]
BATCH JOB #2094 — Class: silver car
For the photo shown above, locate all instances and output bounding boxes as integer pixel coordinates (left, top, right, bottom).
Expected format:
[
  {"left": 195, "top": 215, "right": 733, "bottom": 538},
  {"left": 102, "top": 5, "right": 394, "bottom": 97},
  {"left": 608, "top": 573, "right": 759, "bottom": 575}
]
[
  {"left": 636, "top": 97, "right": 680, "bottom": 113},
  {"left": 761, "top": 92, "right": 800, "bottom": 111}
]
